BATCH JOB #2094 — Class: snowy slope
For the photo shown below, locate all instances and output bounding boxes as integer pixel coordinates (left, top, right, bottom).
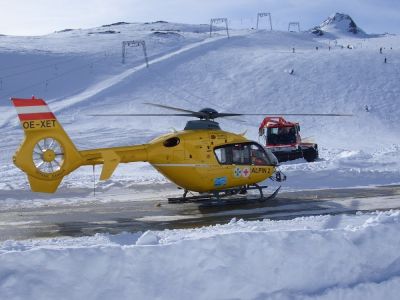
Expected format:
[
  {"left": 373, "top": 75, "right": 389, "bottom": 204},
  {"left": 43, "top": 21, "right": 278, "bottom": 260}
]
[
  {"left": 0, "top": 22, "right": 399, "bottom": 196},
  {"left": 1, "top": 19, "right": 400, "bottom": 300}
]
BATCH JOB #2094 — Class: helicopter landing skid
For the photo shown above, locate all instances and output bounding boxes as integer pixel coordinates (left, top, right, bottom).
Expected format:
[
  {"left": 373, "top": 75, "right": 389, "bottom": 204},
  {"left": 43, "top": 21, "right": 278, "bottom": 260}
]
[{"left": 168, "top": 184, "right": 281, "bottom": 205}]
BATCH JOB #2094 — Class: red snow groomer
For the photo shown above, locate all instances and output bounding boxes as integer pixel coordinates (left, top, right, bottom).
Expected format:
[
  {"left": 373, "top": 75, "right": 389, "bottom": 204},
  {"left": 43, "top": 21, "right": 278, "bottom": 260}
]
[{"left": 258, "top": 117, "right": 319, "bottom": 162}]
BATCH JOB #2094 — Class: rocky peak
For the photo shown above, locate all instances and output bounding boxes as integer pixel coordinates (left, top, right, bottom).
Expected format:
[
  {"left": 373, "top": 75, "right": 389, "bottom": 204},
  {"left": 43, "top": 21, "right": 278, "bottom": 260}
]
[{"left": 311, "top": 13, "right": 365, "bottom": 36}]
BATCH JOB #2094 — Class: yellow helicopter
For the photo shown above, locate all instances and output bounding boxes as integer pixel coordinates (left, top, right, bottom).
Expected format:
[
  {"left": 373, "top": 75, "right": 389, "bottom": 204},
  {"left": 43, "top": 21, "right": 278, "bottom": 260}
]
[{"left": 11, "top": 97, "right": 350, "bottom": 203}]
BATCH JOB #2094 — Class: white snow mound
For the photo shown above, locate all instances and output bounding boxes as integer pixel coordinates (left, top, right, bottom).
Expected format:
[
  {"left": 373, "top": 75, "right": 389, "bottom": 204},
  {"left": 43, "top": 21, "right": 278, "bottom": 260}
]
[{"left": 1, "top": 211, "right": 400, "bottom": 299}]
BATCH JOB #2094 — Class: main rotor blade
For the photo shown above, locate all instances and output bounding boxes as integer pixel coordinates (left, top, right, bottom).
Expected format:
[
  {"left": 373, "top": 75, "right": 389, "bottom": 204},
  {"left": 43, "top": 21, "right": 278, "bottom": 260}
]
[
  {"left": 143, "top": 102, "right": 207, "bottom": 117},
  {"left": 216, "top": 113, "right": 243, "bottom": 117},
  {"left": 242, "top": 113, "right": 353, "bottom": 117},
  {"left": 143, "top": 102, "right": 210, "bottom": 118},
  {"left": 220, "top": 113, "right": 353, "bottom": 117},
  {"left": 223, "top": 116, "right": 247, "bottom": 123},
  {"left": 90, "top": 113, "right": 352, "bottom": 118},
  {"left": 89, "top": 113, "right": 195, "bottom": 117}
]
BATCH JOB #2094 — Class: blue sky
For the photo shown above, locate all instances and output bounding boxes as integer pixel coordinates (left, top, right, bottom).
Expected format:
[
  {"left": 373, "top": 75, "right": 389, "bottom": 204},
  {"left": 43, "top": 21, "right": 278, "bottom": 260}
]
[{"left": 0, "top": 0, "right": 398, "bottom": 35}]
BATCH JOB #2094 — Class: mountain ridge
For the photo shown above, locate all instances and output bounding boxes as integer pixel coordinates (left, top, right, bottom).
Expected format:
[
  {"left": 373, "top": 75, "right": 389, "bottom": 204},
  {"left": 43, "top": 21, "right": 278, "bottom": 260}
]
[{"left": 311, "top": 13, "right": 366, "bottom": 37}]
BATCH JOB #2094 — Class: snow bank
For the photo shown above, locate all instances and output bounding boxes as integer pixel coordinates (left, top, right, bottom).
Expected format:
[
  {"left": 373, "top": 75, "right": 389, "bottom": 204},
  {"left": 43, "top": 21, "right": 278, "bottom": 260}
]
[{"left": 1, "top": 211, "right": 400, "bottom": 299}]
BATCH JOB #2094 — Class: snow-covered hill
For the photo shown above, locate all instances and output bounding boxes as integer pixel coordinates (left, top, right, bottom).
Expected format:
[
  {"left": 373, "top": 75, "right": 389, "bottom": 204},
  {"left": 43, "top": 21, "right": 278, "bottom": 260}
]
[
  {"left": 0, "top": 20, "right": 399, "bottom": 195},
  {"left": 1, "top": 19, "right": 400, "bottom": 300}
]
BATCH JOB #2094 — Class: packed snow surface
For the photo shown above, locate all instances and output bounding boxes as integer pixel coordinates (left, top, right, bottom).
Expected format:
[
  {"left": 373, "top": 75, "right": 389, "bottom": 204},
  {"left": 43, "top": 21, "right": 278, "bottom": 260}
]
[{"left": 1, "top": 210, "right": 400, "bottom": 299}]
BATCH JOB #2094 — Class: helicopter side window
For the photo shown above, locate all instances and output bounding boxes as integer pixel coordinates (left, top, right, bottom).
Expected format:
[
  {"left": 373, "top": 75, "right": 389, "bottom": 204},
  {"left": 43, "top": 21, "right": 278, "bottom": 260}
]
[
  {"left": 214, "top": 143, "right": 277, "bottom": 166},
  {"left": 232, "top": 144, "right": 251, "bottom": 165},
  {"left": 163, "top": 137, "right": 180, "bottom": 147},
  {"left": 214, "top": 147, "right": 228, "bottom": 164},
  {"left": 214, "top": 143, "right": 251, "bottom": 165}
]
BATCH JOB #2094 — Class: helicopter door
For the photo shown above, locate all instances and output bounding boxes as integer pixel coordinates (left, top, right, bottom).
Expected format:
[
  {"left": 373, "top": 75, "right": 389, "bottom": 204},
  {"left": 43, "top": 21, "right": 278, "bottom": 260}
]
[
  {"left": 208, "top": 132, "right": 229, "bottom": 165},
  {"left": 212, "top": 143, "right": 252, "bottom": 187}
]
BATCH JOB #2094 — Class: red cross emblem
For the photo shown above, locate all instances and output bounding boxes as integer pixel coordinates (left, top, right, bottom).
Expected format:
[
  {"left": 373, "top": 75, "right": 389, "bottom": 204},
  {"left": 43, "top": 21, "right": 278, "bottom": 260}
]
[{"left": 242, "top": 167, "right": 250, "bottom": 178}]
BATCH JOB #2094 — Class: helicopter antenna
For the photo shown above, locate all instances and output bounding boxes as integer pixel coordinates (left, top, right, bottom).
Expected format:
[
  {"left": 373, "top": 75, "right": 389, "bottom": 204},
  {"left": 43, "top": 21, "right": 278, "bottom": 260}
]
[
  {"left": 93, "top": 164, "right": 96, "bottom": 197},
  {"left": 239, "top": 130, "right": 248, "bottom": 136}
]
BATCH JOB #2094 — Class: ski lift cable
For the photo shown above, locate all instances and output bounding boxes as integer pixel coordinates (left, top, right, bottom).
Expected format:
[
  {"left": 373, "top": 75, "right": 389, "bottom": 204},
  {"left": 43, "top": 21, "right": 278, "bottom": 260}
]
[
  {"left": 0, "top": 56, "right": 68, "bottom": 72},
  {"left": 0, "top": 49, "right": 149, "bottom": 101},
  {"left": 148, "top": 61, "right": 276, "bottom": 127},
  {"left": 148, "top": 58, "right": 245, "bottom": 112},
  {"left": 0, "top": 56, "right": 80, "bottom": 79},
  {"left": 148, "top": 69, "right": 227, "bottom": 112},
  {"left": 146, "top": 76, "right": 251, "bottom": 125},
  {"left": 0, "top": 55, "right": 112, "bottom": 100},
  {"left": 0, "top": 49, "right": 121, "bottom": 79}
]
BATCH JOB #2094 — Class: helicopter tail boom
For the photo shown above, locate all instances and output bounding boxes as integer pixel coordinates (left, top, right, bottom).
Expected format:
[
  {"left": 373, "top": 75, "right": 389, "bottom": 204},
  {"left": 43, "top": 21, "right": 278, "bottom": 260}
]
[{"left": 11, "top": 97, "right": 149, "bottom": 193}]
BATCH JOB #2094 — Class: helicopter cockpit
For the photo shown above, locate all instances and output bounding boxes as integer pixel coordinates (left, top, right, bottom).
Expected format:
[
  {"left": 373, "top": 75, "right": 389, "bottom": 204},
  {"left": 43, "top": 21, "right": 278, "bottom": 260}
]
[{"left": 214, "top": 142, "right": 278, "bottom": 166}]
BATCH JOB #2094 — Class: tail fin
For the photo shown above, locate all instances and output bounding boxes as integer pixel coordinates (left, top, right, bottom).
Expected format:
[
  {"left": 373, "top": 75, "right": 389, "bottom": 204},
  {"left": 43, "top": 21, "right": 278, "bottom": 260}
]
[{"left": 11, "top": 97, "right": 82, "bottom": 193}]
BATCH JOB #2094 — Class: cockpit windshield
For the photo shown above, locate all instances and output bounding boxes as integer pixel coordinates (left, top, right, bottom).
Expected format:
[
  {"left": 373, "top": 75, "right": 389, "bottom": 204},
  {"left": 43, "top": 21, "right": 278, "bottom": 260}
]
[
  {"left": 214, "top": 142, "right": 278, "bottom": 166},
  {"left": 267, "top": 127, "right": 296, "bottom": 145}
]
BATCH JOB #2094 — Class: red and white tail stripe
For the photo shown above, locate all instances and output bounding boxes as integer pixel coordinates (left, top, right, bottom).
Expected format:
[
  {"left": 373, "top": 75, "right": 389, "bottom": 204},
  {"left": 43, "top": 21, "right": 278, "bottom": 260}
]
[{"left": 11, "top": 97, "right": 56, "bottom": 121}]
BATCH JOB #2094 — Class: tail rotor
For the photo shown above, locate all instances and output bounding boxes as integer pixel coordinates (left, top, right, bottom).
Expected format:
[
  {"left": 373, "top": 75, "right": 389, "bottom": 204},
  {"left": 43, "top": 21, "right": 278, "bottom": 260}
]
[{"left": 32, "top": 138, "right": 65, "bottom": 174}]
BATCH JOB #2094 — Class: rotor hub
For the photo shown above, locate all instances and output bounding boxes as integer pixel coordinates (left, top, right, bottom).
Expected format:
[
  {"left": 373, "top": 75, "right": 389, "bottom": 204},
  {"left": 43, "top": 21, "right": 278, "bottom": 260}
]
[
  {"left": 199, "top": 108, "right": 219, "bottom": 120},
  {"left": 42, "top": 149, "right": 56, "bottom": 162}
]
